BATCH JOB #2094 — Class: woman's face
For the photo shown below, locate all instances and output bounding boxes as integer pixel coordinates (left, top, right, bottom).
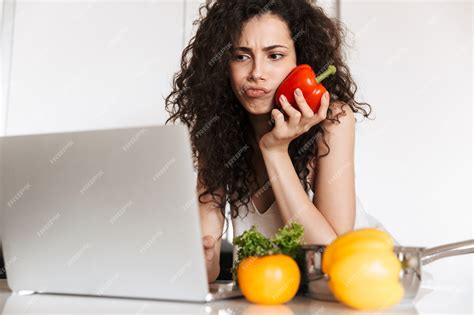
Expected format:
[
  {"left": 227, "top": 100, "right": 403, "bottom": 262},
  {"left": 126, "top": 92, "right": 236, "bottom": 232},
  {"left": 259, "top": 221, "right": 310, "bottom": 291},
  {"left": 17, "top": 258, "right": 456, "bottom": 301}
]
[{"left": 229, "top": 14, "right": 297, "bottom": 115}]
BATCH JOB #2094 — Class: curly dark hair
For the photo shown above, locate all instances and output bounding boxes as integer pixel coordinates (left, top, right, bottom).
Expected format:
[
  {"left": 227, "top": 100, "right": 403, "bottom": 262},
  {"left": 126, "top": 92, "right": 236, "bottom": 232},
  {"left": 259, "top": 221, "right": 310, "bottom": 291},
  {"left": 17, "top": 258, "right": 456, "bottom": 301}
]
[{"left": 165, "top": 0, "right": 372, "bottom": 238}]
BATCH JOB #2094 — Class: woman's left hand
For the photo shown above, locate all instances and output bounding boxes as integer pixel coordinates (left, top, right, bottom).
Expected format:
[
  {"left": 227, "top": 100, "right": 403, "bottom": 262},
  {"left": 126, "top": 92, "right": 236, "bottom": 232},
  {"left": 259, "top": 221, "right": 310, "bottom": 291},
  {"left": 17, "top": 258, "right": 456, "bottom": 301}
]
[{"left": 259, "top": 88, "right": 331, "bottom": 153}]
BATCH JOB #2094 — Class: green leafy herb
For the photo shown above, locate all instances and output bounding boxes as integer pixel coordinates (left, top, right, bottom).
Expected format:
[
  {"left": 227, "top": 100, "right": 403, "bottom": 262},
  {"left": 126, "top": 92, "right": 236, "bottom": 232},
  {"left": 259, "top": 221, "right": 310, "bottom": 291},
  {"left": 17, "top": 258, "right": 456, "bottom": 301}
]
[
  {"left": 272, "top": 222, "right": 305, "bottom": 258},
  {"left": 233, "top": 225, "right": 275, "bottom": 261},
  {"left": 231, "top": 221, "right": 305, "bottom": 282}
]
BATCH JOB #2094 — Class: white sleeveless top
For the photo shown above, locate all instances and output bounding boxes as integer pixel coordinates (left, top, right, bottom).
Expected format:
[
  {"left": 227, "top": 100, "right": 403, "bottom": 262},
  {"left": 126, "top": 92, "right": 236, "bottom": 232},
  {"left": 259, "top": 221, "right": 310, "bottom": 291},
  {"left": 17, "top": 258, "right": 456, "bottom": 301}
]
[{"left": 231, "top": 189, "right": 398, "bottom": 266}]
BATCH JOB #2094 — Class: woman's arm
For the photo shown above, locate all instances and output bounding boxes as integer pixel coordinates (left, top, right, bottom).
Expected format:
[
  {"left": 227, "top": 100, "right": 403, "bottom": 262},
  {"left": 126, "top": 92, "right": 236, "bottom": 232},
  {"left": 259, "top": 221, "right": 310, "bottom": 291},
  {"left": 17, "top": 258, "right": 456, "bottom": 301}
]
[
  {"left": 260, "top": 100, "right": 356, "bottom": 244},
  {"left": 196, "top": 170, "right": 226, "bottom": 283},
  {"left": 261, "top": 148, "right": 337, "bottom": 244},
  {"left": 314, "top": 102, "right": 356, "bottom": 235}
]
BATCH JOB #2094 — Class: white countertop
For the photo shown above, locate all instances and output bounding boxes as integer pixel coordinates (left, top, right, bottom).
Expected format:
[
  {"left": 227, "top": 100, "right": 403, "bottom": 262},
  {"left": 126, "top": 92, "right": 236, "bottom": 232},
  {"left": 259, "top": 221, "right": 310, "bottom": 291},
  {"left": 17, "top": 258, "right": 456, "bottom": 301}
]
[{"left": 0, "top": 256, "right": 471, "bottom": 314}]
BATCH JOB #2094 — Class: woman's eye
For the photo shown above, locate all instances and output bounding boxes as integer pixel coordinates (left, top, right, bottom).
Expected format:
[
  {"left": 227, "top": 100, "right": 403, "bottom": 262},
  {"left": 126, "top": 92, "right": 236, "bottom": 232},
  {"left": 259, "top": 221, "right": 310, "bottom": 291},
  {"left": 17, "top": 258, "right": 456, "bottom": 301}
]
[
  {"left": 233, "top": 55, "right": 249, "bottom": 62},
  {"left": 269, "top": 53, "right": 284, "bottom": 60}
]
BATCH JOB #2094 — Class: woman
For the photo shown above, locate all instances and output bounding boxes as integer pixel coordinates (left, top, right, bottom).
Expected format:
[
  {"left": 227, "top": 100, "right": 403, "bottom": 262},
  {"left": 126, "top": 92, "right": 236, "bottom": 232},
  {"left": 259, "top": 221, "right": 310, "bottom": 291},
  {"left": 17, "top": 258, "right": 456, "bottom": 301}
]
[{"left": 165, "top": 0, "right": 391, "bottom": 283}]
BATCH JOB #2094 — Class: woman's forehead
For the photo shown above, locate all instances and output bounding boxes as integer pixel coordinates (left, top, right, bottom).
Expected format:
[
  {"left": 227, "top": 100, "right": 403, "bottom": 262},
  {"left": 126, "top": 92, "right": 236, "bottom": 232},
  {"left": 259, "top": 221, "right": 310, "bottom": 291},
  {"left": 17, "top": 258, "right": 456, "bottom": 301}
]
[{"left": 235, "top": 14, "right": 293, "bottom": 48}]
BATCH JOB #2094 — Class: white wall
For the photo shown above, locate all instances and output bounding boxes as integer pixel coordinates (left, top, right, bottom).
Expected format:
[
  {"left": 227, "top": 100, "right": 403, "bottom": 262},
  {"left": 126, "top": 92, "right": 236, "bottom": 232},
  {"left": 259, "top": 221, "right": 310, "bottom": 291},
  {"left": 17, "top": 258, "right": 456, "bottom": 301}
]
[
  {"left": 0, "top": 0, "right": 15, "bottom": 252},
  {"left": 342, "top": 0, "right": 472, "bottom": 247},
  {"left": 1, "top": 0, "right": 14, "bottom": 136},
  {"left": 4, "top": 0, "right": 184, "bottom": 136},
  {"left": 0, "top": 0, "right": 3, "bottom": 252},
  {"left": 0, "top": 0, "right": 4, "bottom": 135}
]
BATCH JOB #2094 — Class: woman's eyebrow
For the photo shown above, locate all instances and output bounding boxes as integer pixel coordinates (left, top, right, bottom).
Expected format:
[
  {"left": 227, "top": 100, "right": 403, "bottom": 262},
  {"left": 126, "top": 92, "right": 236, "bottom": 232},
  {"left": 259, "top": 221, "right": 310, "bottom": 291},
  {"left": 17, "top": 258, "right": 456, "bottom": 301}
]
[{"left": 233, "top": 45, "right": 288, "bottom": 52}]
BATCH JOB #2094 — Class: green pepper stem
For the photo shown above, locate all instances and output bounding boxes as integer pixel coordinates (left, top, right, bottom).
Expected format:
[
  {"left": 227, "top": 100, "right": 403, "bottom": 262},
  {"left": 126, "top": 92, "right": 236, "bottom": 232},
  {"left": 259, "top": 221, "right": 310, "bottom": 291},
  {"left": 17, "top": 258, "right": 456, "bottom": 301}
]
[{"left": 315, "top": 65, "right": 337, "bottom": 83}]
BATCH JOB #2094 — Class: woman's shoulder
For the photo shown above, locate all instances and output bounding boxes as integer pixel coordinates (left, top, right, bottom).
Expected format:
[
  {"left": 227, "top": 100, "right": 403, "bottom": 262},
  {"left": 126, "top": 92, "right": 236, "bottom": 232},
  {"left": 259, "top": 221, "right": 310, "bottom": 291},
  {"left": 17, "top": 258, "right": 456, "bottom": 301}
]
[
  {"left": 316, "top": 100, "right": 356, "bottom": 153},
  {"left": 322, "top": 100, "right": 356, "bottom": 129}
]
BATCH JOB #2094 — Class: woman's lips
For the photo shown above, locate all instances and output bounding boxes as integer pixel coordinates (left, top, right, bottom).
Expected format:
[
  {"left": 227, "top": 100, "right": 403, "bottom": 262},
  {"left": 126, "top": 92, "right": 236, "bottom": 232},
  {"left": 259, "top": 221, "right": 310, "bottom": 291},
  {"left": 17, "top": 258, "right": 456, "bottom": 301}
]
[{"left": 244, "top": 88, "right": 270, "bottom": 98}]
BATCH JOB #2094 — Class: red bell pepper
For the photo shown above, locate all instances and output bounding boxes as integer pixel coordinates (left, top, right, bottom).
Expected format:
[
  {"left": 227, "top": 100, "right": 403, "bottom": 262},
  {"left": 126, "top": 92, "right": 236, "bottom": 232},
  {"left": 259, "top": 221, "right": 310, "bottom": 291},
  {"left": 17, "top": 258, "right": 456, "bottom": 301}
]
[{"left": 275, "top": 64, "right": 336, "bottom": 113}]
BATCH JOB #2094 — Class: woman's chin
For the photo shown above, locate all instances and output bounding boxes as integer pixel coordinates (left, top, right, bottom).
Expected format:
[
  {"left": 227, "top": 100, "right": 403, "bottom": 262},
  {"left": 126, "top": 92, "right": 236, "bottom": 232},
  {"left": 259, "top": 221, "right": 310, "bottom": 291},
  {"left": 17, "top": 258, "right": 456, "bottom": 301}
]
[{"left": 245, "top": 101, "right": 274, "bottom": 115}]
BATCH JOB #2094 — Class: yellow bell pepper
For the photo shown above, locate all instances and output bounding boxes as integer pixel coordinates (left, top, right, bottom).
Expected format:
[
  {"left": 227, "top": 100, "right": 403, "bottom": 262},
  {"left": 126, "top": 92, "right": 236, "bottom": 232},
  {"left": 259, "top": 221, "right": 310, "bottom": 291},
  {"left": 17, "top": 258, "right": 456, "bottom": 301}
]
[
  {"left": 323, "top": 228, "right": 404, "bottom": 310},
  {"left": 323, "top": 228, "right": 394, "bottom": 274}
]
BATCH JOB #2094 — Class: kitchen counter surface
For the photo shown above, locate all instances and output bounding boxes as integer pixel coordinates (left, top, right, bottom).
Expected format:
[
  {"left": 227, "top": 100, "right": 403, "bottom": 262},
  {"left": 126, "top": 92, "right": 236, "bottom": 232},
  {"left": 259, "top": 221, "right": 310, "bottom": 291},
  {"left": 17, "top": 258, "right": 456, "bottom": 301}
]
[{"left": 0, "top": 256, "right": 471, "bottom": 314}]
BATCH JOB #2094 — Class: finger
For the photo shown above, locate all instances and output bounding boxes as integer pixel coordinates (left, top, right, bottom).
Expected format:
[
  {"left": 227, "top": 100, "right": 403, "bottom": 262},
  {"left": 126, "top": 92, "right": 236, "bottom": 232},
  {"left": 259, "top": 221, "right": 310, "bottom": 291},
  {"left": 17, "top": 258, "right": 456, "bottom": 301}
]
[
  {"left": 293, "top": 88, "right": 314, "bottom": 119},
  {"left": 315, "top": 92, "right": 330, "bottom": 121},
  {"left": 279, "top": 95, "right": 301, "bottom": 128},
  {"left": 202, "top": 235, "right": 215, "bottom": 249},
  {"left": 204, "top": 248, "right": 214, "bottom": 261},
  {"left": 272, "top": 108, "right": 286, "bottom": 130}
]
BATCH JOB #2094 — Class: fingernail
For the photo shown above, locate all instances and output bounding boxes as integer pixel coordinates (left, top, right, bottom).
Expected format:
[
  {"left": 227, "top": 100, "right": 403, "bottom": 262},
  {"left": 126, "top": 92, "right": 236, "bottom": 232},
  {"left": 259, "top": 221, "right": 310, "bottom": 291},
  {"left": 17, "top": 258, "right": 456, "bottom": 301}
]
[
  {"left": 279, "top": 94, "right": 285, "bottom": 102},
  {"left": 295, "top": 88, "right": 302, "bottom": 96}
]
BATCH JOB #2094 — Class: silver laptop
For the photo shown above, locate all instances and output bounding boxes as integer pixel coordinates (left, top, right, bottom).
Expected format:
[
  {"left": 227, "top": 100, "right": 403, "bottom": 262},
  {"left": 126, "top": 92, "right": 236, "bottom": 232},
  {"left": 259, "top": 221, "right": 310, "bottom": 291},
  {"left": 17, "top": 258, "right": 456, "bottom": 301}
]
[{"left": 0, "top": 124, "right": 241, "bottom": 302}]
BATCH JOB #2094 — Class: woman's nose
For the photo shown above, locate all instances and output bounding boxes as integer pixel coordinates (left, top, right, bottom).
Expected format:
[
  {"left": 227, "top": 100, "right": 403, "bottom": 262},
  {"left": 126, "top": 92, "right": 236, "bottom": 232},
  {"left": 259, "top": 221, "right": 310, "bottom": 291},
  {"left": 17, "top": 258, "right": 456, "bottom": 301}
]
[{"left": 249, "top": 58, "right": 265, "bottom": 81}]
